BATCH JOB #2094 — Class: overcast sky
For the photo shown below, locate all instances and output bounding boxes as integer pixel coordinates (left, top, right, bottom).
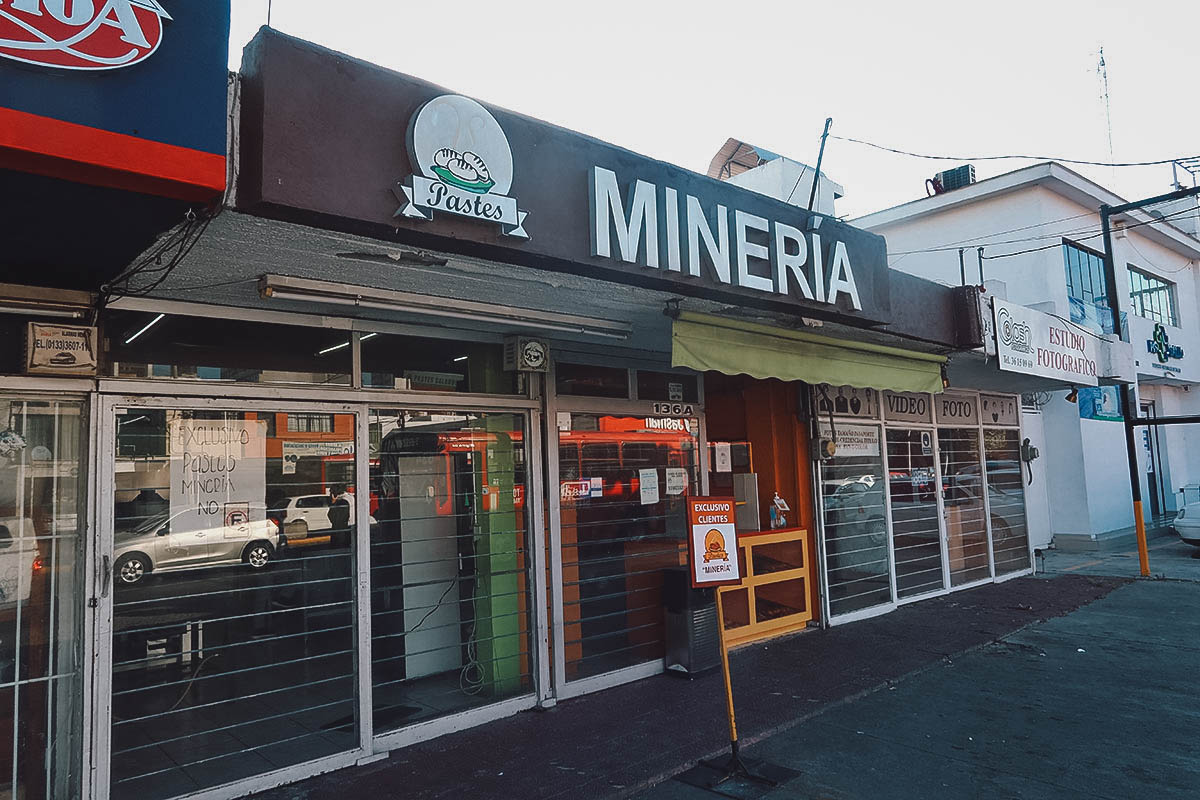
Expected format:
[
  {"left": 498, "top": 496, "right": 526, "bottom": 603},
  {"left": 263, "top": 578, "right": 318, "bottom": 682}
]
[{"left": 229, "top": 1, "right": 1200, "bottom": 220}]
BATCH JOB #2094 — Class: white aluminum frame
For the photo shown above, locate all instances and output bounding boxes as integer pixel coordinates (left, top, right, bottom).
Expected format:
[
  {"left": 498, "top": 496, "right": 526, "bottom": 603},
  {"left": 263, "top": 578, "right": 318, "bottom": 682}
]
[
  {"left": 87, "top": 388, "right": 549, "bottom": 800},
  {"left": 546, "top": 364, "right": 707, "bottom": 699},
  {"left": 819, "top": 389, "right": 1034, "bottom": 625}
]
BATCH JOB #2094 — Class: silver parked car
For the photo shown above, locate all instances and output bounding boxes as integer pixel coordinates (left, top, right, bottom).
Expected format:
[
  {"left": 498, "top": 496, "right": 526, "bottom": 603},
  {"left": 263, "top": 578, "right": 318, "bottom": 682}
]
[{"left": 113, "top": 510, "right": 282, "bottom": 585}]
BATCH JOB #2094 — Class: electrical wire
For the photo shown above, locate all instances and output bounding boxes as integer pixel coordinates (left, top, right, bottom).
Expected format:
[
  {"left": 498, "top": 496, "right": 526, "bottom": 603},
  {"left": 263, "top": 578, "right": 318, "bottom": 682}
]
[
  {"left": 886, "top": 211, "right": 1095, "bottom": 256},
  {"left": 979, "top": 206, "right": 1200, "bottom": 261},
  {"left": 831, "top": 135, "right": 1196, "bottom": 168}
]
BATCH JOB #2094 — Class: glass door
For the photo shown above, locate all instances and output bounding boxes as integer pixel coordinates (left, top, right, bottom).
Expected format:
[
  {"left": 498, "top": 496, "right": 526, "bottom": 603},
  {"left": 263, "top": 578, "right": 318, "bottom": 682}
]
[
  {"left": 103, "top": 404, "right": 359, "bottom": 799},
  {"left": 367, "top": 408, "right": 535, "bottom": 735},
  {"left": 556, "top": 414, "right": 698, "bottom": 682},
  {"left": 885, "top": 429, "right": 945, "bottom": 599},
  {"left": 0, "top": 397, "right": 86, "bottom": 800},
  {"left": 937, "top": 427, "right": 991, "bottom": 586}
]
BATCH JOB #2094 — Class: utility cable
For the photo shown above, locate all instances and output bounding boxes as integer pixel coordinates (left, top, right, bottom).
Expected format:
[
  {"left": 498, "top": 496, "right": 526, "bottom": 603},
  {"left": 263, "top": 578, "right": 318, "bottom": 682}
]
[
  {"left": 977, "top": 206, "right": 1200, "bottom": 261},
  {"left": 831, "top": 135, "right": 1196, "bottom": 168}
]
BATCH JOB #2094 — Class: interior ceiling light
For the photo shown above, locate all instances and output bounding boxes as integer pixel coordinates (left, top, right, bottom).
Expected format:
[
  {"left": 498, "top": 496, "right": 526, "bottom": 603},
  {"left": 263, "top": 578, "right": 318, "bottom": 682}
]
[
  {"left": 261, "top": 275, "right": 631, "bottom": 340},
  {"left": 317, "top": 331, "right": 378, "bottom": 356},
  {"left": 124, "top": 313, "right": 165, "bottom": 345}
]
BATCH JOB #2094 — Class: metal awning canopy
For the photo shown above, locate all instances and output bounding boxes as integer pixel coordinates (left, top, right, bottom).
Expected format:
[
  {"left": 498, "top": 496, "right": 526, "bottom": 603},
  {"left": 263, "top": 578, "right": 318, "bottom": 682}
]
[{"left": 671, "top": 311, "right": 946, "bottom": 394}]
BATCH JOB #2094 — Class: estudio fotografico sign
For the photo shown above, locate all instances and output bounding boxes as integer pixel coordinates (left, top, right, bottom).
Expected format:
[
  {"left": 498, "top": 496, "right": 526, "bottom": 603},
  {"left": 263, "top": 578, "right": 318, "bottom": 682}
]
[
  {"left": 687, "top": 497, "right": 741, "bottom": 588},
  {"left": 993, "top": 298, "right": 1098, "bottom": 386},
  {"left": 25, "top": 323, "right": 97, "bottom": 376}
]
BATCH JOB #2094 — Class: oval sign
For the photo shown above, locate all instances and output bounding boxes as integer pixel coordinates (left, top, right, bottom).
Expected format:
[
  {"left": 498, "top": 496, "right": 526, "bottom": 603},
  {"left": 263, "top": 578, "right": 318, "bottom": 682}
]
[{"left": 0, "top": 1, "right": 170, "bottom": 71}]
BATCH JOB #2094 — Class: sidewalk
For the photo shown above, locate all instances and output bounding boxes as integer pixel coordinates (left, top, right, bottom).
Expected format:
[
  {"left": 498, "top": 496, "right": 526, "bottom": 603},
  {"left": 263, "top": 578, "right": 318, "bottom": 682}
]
[
  {"left": 257, "top": 574, "right": 1125, "bottom": 800},
  {"left": 636, "top": 577, "right": 1200, "bottom": 800}
]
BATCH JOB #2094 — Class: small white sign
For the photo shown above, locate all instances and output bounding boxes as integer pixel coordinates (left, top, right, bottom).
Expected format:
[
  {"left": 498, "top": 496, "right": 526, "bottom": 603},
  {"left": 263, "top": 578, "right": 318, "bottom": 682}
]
[
  {"left": 638, "top": 468, "right": 660, "bottom": 505},
  {"left": 556, "top": 412, "right": 572, "bottom": 432},
  {"left": 816, "top": 422, "right": 880, "bottom": 458},
  {"left": 668, "top": 382, "right": 684, "bottom": 402},
  {"left": 665, "top": 467, "right": 688, "bottom": 496},
  {"left": 589, "top": 477, "right": 603, "bottom": 498},
  {"left": 714, "top": 443, "right": 732, "bottom": 472},
  {"left": 169, "top": 418, "right": 267, "bottom": 528},
  {"left": 688, "top": 497, "right": 741, "bottom": 587}
]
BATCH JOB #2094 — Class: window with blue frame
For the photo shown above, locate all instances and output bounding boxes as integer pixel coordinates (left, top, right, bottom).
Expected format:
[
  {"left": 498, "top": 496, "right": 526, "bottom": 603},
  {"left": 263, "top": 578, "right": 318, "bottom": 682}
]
[
  {"left": 1062, "top": 240, "right": 1113, "bottom": 334},
  {"left": 1128, "top": 266, "right": 1178, "bottom": 327}
]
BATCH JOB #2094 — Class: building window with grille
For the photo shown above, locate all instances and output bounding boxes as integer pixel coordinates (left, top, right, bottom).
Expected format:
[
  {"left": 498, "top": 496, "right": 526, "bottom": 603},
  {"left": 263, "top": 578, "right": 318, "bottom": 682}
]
[
  {"left": 1062, "top": 240, "right": 1112, "bottom": 334},
  {"left": 287, "top": 413, "right": 335, "bottom": 433},
  {"left": 1128, "top": 266, "right": 1178, "bottom": 327}
]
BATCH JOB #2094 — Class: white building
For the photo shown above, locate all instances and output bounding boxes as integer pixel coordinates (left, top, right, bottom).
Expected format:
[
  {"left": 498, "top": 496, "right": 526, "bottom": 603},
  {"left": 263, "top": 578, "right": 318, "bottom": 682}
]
[{"left": 853, "top": 163, "right": 1200, "bottom": 550}]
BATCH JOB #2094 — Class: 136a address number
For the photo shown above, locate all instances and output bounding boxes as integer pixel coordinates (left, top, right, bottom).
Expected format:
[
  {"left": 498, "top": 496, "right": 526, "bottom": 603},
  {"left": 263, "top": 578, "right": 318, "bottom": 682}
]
[{"left": 651, "top": 402, "right": 695, "bottom": 416}]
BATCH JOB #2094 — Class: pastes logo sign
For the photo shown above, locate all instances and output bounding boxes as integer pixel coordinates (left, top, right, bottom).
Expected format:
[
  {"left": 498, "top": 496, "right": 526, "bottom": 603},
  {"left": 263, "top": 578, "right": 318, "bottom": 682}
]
[
  {"left": 396, "top": 94, "right": 529, "bottom": 238},
  {"left": 0, "top": 0, "right": 171, "bottom": 71}
]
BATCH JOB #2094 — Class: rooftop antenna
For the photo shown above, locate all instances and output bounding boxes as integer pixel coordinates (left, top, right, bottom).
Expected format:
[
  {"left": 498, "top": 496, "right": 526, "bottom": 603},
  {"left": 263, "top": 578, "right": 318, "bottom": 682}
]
[
  {"left": 267, "top": 0, "right": 273, "bottom": 27},
  {"left": 1097, "top": 46, "right": 1114, "bottom": 181}
]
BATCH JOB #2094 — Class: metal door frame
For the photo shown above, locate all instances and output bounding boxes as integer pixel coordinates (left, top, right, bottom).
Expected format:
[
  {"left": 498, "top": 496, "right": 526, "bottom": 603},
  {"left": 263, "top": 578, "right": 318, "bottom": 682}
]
[
  {"left": 547, "top": 379, "right": 708, "bottom": 701},
  {"left": 88, "top": 390, "right": 550, "bottom": 800}
]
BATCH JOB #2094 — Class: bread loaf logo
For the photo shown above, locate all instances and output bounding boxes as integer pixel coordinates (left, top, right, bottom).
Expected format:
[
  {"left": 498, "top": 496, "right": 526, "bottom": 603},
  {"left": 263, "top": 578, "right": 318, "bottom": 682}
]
[
  {"left": 396, "top": 94, "right": 529, "bottom": 238},
  {"left": 703, "top": 528, "right": 728, "bottom": 563},
  {"left": 0, "top": 0, "right": 170, "bottom": 71}
]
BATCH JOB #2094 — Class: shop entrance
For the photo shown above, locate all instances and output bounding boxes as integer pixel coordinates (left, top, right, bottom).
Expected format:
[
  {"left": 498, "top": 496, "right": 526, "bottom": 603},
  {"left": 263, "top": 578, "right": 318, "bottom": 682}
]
[
  {"left": 96, "top": 399, "right": 362, "bottom": 800},
  {"left": 92, "top": 397, "right": 542, "bottom": 800},
  {"left": 552, "top": 411, "right": 699, "bottom": 690}
]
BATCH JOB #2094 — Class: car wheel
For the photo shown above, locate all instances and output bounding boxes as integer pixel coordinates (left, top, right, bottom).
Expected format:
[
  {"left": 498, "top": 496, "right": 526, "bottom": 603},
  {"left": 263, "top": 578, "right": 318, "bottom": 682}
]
[
  {"left": 243, "top": 541, "right": 273, "bottom": 570},
  {"left": 115, "top": 552, "right": 150, "bottom": 585},
  {"left": 991, "top": 516, "right": 1012, "bottom": 542},
  {"left": 290, "top": 519, "right": 308, "bottom": 539}
]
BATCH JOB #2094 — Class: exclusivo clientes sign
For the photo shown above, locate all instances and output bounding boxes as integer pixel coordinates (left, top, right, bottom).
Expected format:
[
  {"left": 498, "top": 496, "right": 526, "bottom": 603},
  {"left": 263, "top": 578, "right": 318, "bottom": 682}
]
[{"left": 993, "top": 297, "right": 1098, "bottom": 386}]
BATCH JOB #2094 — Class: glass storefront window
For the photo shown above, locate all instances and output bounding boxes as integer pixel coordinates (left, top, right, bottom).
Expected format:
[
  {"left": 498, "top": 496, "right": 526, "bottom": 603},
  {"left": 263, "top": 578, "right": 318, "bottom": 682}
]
[
  {"left": 985, "top": 430, "right": 1032, "bottom": 575},
  {"left": 106, "top": 312, "right": 351, "bottom": 386},
  {"left": 636, "top": 371, "right": 699, "bottom": 403},
  {"left": 938, "top": 427, "right": 991, "bottom": 586},
  {"left": 555, "top": 364, "right": 629, "bottom": 398},
  {"left": 109, "top": 408, "right": 358, "bottom": 798},
  {"left": 360, "top": 335, "right": 518, "bottom": 394},
  {"left": 558, "top": 414, "right": 698, "bottom": 680},
  {"left": 368, "top": 409, "right": 532, "bottom": 732},
  {"left": 886, "top": 429, "right": 945, "bottom": 599},
  {"left": 818, "top": 421, "right": 891, "bottom": 616},
  {"left": 0, "top": 398, "right": 85, "bottom": 800}
]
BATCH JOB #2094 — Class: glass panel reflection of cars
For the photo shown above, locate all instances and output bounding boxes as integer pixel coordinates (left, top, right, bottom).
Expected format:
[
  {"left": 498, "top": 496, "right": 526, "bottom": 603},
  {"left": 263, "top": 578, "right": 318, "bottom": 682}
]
[{"left": 112, "top": 508, "right": 281, "bottom": 584}]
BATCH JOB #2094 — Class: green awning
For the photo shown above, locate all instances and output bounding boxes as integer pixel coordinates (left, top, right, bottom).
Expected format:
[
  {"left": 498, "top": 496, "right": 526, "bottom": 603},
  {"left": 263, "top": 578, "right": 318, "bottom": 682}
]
[{"left": 672, "top": 311, "right": 946, "bottom": 394}]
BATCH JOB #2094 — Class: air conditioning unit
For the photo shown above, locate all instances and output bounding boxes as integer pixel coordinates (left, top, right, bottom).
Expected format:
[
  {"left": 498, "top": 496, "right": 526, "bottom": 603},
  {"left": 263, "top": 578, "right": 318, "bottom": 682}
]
[{"left": 935, "top": 164, "right": 976, "bottom": 192}]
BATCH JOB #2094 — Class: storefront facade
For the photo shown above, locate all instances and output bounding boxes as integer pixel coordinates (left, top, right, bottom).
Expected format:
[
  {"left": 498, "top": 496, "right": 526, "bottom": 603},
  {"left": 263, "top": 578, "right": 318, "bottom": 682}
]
[{"left": 0, "top": 21, "right": 1009, "bottom": 800}]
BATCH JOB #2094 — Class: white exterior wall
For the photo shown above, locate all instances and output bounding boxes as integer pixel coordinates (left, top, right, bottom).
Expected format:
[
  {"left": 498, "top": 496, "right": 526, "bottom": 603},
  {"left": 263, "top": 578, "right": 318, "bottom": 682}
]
[{"left": 858, "top": 169, "right": 1200, "bottom": 538}]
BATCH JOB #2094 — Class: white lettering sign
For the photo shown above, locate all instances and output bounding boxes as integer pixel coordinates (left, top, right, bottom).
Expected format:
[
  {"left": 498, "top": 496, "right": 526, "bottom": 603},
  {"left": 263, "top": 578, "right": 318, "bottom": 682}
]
[
  {"left": 589, "top": 166, "right": 862, "bottom": 310},
  {"left": 638, "top": 468, "right": 660, "bottom": 505},
  {"left": 993, "top": 298, "right": 1098, "bottom": 386}
]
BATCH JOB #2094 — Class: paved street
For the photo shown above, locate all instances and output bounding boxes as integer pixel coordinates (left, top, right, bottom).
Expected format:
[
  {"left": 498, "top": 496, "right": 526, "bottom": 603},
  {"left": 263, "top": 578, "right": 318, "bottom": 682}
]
[{"left": 637, "top": 576, "right": 1200, "bottom": 800}]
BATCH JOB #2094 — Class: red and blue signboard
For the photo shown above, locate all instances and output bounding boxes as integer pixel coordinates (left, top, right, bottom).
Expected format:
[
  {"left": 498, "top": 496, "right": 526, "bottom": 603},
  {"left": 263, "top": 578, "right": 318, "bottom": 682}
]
[{"left": 0, "top": 1, "right": 230, "bottom": 201}]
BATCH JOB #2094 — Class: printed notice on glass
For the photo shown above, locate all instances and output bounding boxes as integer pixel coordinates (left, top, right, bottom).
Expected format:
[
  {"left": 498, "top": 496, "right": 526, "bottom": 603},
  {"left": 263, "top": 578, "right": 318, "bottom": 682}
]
[
  {"left": 686, "top": 496, "right": 742, "bottom": 588},
  {"left": 638, "top": 468, "right": 660, "bottom": 505},
  {"left": 169, "top": 418, "right": 267, "bottom": 529},
  {"left": 714, "top": 443, "right": 732, "bottom": 472},
  {"left": 816, "top": 422, "right": 880, "bottom": 458},
  {"left": 665, "top": 467, "right": 689, "bottom": 496}
]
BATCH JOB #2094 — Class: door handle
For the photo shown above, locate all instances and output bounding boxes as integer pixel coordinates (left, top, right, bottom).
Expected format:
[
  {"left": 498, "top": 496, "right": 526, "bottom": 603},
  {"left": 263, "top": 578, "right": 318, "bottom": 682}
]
[{"left": 100, "top": 554, "right": 111, "bottom": 598}]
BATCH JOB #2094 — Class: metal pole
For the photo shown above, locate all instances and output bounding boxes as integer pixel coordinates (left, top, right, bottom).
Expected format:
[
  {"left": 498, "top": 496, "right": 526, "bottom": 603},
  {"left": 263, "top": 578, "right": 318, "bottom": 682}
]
[
  {"left": 806, "top": 118, "right": 833, "bottom": 213},
  {"left": 958, "top": 249, "right": 966, "bottom": 286},
  {"left": 714, "top": 588, "right": 738, "bottom": 751},
  {"left": 1100, "top": 203, "right": 1150, "bottom": 577},
  {"left": 1100, "top": 184, "right": 1200, "bottom": 578},
  {"left": 977, "top": 246, "right": 985, "bottom": 285}
]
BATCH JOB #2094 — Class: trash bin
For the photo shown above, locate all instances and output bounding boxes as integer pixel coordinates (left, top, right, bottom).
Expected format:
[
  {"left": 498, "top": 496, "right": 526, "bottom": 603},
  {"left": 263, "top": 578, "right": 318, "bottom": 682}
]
[{"left": 662, "top": 567, "right": 721, "bottom": 677}]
